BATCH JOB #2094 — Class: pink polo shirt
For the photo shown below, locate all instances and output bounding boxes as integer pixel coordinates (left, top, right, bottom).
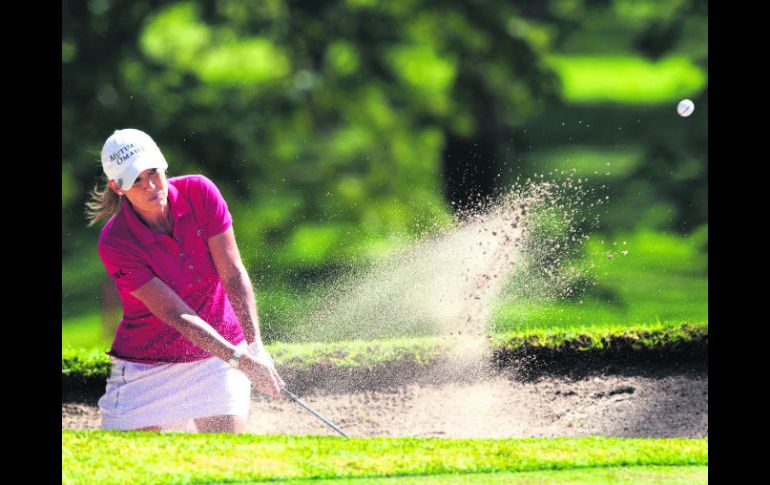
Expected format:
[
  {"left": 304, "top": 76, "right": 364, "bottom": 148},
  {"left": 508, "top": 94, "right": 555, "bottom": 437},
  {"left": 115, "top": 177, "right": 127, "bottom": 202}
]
[{"left": 98, "top": 174, "right": 246, "bottom": 364}]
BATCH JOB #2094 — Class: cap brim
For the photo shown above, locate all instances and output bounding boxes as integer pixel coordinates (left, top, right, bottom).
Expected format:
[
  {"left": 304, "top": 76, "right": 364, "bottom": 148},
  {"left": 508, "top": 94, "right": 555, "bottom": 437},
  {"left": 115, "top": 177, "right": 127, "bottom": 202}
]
[{"left": 116, "top": 152, "right": 168, "bottom": 189}]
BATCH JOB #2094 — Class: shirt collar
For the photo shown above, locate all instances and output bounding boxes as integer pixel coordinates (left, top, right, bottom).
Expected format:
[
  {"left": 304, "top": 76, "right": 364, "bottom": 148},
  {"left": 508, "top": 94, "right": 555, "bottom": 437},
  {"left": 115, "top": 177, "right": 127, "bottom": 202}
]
[
  {"left": 167, "top": 182, "right": 191, "bottom": 219},
  {"left": 122, "top": 181, "right": 191, "bottom": 245}
]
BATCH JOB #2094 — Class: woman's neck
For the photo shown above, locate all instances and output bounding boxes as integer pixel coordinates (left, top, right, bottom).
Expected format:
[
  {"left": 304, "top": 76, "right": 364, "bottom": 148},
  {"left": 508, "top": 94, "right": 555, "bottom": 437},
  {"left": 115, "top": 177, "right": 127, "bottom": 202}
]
[{"left": 134, "top": 204, "right": 173, "bottom": 235}]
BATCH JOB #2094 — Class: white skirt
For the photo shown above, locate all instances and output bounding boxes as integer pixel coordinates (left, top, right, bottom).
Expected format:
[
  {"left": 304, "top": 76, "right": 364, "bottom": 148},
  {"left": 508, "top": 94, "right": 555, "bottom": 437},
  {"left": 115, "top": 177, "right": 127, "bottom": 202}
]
[{"left": 98, "top": 341, "right": 251, "bottom": 430}]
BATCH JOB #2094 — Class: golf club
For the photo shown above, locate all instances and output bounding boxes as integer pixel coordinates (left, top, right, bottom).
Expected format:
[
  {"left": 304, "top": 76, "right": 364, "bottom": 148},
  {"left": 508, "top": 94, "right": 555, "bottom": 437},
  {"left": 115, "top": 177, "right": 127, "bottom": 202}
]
[{"left": 282, "top": 388, "right": 350, "bottom": 438}]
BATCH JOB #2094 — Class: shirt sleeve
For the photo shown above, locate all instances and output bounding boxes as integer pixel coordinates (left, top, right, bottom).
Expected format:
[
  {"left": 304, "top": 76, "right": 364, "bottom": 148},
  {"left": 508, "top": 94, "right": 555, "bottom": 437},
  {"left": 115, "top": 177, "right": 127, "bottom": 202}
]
[
  {"left": 192, "top": 175, "right": 233, "bottom": 239},
  {"left": 98, "top": 242, "right": 156, "bottom": 294}
]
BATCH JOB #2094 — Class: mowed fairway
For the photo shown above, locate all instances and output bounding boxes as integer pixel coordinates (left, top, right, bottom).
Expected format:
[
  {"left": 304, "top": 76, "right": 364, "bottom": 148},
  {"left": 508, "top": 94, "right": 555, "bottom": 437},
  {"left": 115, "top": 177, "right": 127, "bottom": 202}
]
[
  {"left": 289, "top": 466, "right": 708, "bottom": 484},
  {"left": 63, "top": 431, "right": 706, "bottom": 485}
]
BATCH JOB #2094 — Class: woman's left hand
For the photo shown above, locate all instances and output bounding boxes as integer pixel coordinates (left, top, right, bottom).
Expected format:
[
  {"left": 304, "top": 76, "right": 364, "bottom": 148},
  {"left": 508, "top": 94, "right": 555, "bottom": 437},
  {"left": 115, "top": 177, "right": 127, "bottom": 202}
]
[{"left": 248, "top": 341, "right": 285, "bottom": 389}]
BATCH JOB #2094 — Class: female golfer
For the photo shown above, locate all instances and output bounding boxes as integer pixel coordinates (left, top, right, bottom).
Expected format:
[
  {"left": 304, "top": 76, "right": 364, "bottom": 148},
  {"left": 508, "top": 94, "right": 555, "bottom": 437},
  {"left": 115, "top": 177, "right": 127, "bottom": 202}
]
[{"left": 86, "top": 128, "right": 284, "bottom": 433}]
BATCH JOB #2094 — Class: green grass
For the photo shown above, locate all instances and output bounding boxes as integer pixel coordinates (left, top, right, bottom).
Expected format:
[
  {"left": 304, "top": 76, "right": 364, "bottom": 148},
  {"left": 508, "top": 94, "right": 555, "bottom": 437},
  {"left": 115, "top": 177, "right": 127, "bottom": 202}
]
[
  {"left": 269, "top": 335, "right": 442, "bottom": 369},
  {"left": 62, "top": 432, "right": 706, "bottom": 485},
  {"left": 546, "top": 55, "right": 706, "bottom": 104},
  {"left": 62, "top": 320, "right": 706, "bottom": 385},
  {"left": 62, "top": 312, "right": 111, "bottom": 350},
  {"left": 62, "top": 347, "right": 113, "bottom": 380},
  {"left": 492, "top": 228, "right": 707, "bottom": 333},
  {"left": 490, "top": 320, "right": 706, "bottom": 353},
  {"left": 62, "top": 246, "right": 103, "bottom": 320},
  {"left": 60, "top": 336, "right": 443, "bottom": 383},
  {"left": 286, "top": 466, "right": 708, "bottom": 484},
  {"left": 272, "top": 320, "right": 707, "bottom": 366},
  {"left": 523, "top": 145, "right": 642, "bottom": 179}
]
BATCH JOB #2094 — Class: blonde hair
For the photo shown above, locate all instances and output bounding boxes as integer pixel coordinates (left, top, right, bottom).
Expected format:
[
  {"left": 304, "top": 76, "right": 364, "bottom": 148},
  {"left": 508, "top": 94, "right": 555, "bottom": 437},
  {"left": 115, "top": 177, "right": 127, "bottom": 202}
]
[{"left": 85, "top": 180, "right": 123, "bottom": 227}]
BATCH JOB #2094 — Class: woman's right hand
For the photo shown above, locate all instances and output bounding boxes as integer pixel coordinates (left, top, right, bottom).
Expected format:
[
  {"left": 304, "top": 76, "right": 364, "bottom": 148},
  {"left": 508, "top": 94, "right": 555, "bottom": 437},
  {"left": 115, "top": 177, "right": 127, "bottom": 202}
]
[{"left": 238, "top": 353, "right": 284, "bottom": 398}]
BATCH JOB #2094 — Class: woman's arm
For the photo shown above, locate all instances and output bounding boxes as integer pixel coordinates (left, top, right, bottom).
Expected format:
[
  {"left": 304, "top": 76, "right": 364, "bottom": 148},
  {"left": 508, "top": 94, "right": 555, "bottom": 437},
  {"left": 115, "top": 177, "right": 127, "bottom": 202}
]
[
  {"left": 130, "top": 277, "right": 282, "bottom": 396},
  {"left": 131, "top": 278, "right": 240, "bottom": 362},
  {"left": 207, "top": 227, "right": 263, "bottom": 347}
]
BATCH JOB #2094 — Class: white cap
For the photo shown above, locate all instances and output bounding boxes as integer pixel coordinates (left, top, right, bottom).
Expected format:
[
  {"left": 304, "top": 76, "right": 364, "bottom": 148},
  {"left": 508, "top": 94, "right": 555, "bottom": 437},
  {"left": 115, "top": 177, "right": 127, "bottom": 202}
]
[{"left": 100, "top": 129, "right": 168, "bottom": 189}]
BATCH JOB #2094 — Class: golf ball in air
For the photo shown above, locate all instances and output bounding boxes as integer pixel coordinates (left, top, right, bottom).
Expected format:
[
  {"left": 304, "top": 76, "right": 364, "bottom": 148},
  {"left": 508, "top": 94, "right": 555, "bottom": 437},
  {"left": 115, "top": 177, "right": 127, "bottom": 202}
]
[{"left": 677, "top": 99, "right": 694, "bottom": 117}]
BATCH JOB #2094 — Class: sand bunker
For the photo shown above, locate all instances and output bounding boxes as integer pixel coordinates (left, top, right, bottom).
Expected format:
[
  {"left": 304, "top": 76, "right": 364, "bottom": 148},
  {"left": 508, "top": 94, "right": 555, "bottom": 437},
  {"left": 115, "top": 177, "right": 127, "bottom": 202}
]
[{"left": 63, "top": 369, "right": 707, "bottom": 438}]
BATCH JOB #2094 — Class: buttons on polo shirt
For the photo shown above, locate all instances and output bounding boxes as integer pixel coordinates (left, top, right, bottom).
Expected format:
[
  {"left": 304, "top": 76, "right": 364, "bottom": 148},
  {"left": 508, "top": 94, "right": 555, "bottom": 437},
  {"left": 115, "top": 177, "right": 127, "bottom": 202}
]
[
  {"left": 197, "top": 229, "right": 202, "bottom": 236},
  {"left": 188, "top": 264, "right": 194, "bottom": 270},
  {"left": 179, "top": 252, "right": 184, "bottom": 257}
]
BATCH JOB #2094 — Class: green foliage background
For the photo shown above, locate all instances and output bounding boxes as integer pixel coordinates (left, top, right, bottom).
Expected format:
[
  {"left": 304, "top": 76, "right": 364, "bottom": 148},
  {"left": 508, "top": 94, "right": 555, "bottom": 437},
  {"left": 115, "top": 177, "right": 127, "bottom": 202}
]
[{"left": 62, "top": 0, "right": 707, "bottom": 338}]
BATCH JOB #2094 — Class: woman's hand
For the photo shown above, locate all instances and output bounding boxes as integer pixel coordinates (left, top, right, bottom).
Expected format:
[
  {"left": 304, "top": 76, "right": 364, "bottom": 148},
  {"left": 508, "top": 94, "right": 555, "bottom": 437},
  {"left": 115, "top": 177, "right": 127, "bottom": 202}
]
[
  {"left": 248, "top": 341, "right": 277, "bottom": 366},
  {"left": 238, "top": 353, "right": 284, "bottom": 397},
  {"left": 240, "top": 342, "right": 285, "bottom": 397}
]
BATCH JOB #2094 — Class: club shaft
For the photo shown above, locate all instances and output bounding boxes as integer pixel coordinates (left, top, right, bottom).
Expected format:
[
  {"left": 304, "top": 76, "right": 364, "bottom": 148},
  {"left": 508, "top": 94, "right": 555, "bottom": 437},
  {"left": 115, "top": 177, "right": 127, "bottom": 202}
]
[{"left": 283, "top": 389, "right": 350, "bottom": 438}]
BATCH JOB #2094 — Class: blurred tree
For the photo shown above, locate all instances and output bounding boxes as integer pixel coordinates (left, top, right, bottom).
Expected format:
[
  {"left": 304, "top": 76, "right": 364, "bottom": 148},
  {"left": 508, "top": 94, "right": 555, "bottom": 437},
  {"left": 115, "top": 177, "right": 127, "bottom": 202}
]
[
  {"left": 503, "top": 0, "right": 707, "bottom": 234},
  {"left": 62, "top": 0, "right": 562, "bottom": 291},
  {"left": 62, "top": 0, "right": 707, "bottom": 323}
]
